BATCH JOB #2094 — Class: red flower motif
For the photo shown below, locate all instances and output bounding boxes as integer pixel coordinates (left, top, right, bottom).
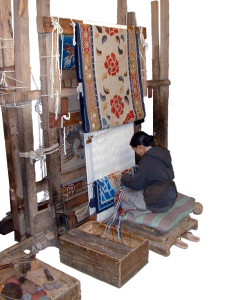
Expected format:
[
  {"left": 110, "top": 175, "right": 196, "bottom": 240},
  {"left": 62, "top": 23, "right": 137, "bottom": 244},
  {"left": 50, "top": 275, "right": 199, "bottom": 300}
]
[
  {"left": 123, "top": 110, "right": 135, "bottom": 124},
  {"left": 110, "top": 95, "right": 124, "bottom": 119},
  {"left": 105, "top": 27, "right": 119, "bottom": 36},
  {"left": 104, "top": 53, "right": 119, "bottom": 76}
]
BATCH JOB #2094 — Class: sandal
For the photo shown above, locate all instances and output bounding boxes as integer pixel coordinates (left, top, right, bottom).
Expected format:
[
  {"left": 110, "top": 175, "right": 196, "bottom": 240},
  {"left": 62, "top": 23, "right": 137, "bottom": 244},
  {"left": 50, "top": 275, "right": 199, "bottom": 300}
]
[
  {"left": 181, "top": 232, "right": 200, "bottom": 242},
  {"left": 173, "top": 238, "right": 188, "bottom": 249}
]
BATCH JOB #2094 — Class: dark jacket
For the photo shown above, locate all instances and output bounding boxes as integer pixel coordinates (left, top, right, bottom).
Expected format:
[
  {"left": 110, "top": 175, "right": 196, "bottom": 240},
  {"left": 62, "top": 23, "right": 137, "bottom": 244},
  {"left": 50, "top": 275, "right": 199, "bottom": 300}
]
[{"left": 121, "top": 147, "right": 177, "bottom": 212}]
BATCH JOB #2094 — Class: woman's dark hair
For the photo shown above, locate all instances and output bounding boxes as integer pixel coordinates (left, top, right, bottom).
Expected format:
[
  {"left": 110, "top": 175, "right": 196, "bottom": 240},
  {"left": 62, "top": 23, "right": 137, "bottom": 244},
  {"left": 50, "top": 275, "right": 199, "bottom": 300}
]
[{"left": 130, "top": 131, "right": 155, "bottom": 147}]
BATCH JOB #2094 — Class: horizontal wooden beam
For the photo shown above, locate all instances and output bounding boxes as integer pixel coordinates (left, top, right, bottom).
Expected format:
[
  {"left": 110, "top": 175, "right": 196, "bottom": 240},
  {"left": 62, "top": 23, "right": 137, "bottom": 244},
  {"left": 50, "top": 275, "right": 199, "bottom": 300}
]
[
  {"left": 147, "top": 79, "right": 171, "bottom": 88},
  {"left": 1, "top": 90, "right": 41, "bottom": 105},
  {"left": 38, "top": 16, "right": 147, "bottom": 38}
]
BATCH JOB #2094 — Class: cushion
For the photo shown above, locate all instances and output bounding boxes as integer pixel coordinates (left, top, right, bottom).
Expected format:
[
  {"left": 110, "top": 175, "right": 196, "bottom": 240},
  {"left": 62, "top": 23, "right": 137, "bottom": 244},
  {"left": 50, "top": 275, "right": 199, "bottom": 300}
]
[{"left": 123, "top": 193, "right": 195, "bottom": 234}]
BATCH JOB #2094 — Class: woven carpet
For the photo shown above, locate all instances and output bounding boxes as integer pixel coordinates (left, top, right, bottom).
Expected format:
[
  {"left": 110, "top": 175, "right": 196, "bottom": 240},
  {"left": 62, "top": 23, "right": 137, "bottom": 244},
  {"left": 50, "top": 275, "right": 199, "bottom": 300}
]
[{"left": 76, "top": 23, "right": 145, "bottom": 132}]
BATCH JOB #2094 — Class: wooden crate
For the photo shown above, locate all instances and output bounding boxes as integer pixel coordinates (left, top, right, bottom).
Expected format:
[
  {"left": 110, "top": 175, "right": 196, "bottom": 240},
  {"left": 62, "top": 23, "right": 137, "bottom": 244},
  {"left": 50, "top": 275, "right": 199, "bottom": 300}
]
[
  {"left": 0, "top": 252, "right": 81, "bottom": 300},
  {"left": 59, "top": 221, "right": 149, "bottom": 288}
]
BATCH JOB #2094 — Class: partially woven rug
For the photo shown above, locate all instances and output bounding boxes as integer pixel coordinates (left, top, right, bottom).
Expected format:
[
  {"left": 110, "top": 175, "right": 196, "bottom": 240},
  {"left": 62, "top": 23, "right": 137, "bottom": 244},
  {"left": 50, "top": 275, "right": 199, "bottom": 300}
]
[
  {"left": 123, "top": 193, "right": 195, "bottom": 234},
  {"left": 90, "top": 167, "right": 136, "bottom": 213},
  {"left": 76, "top": 23, "right": 145, "bottom": 132}
]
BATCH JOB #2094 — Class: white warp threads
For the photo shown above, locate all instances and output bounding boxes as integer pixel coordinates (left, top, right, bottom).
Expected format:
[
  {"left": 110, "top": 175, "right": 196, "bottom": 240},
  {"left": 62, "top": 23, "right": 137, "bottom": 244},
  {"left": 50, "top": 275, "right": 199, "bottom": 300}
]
[{"left": 84, "top": 122, "right": 135, "bottom": 221}]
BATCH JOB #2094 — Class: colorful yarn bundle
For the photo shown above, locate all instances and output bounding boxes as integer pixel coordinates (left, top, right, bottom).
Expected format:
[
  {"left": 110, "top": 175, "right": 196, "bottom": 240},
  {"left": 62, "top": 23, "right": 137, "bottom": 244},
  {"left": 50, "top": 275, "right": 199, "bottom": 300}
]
[{"left": 102, "top": 186, "right": 127, "bottom": 243}]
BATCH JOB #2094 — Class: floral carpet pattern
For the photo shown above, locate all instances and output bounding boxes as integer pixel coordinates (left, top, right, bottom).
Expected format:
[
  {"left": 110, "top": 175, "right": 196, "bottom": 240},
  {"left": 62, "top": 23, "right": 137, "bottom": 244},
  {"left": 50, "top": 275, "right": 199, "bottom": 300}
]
[{"left": 76, "top": 23, "right": 145, "bottom": 132}]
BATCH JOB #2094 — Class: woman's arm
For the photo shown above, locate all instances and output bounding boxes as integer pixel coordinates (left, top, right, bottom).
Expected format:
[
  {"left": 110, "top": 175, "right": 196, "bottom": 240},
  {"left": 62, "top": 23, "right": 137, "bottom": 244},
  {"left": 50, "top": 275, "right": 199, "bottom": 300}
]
[{"left": 121, "top": 159, "right": 150, "bottom": 190}]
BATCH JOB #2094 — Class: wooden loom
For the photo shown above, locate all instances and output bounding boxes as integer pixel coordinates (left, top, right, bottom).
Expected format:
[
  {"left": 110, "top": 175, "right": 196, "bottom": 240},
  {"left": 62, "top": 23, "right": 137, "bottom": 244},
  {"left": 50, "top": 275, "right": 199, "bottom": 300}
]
[{"left": 0, "top": 0, "right": 203, "bottom": 295}]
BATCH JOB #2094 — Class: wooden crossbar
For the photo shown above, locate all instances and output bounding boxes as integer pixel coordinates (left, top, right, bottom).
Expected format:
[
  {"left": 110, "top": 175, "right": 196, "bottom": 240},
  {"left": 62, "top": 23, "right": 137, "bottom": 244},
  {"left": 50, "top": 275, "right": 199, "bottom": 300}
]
[
  {"left": 38, "top": 16, "right": 147, "bottom": 38},
  {"left": 1, "top": 90, "right": 41, "bottom": 105}
]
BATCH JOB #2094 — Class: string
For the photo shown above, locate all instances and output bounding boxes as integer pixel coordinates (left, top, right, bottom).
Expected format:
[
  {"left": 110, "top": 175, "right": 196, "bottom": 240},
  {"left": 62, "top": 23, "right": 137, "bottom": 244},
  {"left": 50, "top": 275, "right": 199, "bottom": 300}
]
[{"left": 50, "top": 17, "right": 64, "bottom": 119}]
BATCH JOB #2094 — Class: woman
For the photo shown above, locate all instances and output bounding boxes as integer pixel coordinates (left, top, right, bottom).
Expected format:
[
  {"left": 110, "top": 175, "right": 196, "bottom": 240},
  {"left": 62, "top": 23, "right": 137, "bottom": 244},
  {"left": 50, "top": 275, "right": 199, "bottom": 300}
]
[{"left": 121, "top": 131, "right": 177, "bottom": 213}]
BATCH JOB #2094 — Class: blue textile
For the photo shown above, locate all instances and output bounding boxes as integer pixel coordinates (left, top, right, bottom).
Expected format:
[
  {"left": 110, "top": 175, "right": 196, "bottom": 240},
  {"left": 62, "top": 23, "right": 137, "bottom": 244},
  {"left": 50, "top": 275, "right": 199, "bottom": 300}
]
[
  {"left": 59, "top": 35, "right": 75, "bottom": 70},
  {"left": 90, "top": 167, "right": 136, "bottom": 214}
]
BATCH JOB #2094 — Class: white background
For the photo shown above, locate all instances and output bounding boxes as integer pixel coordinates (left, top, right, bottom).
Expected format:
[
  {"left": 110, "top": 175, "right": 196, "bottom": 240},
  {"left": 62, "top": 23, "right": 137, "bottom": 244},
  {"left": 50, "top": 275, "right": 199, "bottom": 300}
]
[{"left": 1, "top": 0, "right": 225, "bottom": 299}]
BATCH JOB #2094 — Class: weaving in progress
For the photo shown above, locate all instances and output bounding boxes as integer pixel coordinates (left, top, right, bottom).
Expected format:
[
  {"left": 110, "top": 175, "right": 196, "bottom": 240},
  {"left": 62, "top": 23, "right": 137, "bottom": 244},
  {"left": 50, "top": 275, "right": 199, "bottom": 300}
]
[
  {"left": 84, "top": 122, "right": 136, "bottom": 221},
  {"left": 75, "top": 23, "right": 145, "bottom": 132}
]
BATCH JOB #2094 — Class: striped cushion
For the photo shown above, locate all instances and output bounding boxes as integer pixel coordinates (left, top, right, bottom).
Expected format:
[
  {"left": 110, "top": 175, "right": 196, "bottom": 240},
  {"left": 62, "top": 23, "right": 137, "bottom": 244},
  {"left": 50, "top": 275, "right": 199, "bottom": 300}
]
[{"left": 123, "top": 193, "right": 195, "bottom": 233}]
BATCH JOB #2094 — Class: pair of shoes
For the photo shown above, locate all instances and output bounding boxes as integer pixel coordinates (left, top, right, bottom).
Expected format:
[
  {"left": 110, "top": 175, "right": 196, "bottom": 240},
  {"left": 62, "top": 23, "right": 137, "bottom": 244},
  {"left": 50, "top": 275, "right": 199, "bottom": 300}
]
[
  {"left": 173, "top": 238, "right": 188, "bottom": 249},
  {"left": 181, "top": 232, "right": 200, "bottom": 242}
]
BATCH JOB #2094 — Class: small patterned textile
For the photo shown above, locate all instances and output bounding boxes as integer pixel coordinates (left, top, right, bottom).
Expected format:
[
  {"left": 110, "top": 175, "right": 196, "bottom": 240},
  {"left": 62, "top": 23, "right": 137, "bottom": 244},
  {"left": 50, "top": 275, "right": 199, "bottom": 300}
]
[
  {"left": 59, "top": 35, "right": 75, "bottom": 70},
  {"left": 76, "top": 23, "right": 145, "bottom": 132},
  {"left": 123, "top": 193, "right": 195, "bottom": 234},
  {"left": 90, "top": 167, "right": 136, "bottom": 214}
]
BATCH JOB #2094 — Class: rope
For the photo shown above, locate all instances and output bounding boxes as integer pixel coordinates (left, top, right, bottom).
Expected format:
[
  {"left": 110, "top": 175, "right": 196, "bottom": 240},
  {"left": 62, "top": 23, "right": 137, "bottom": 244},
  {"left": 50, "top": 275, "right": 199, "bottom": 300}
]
[
  {"left": 19, "top": 143, "right": 59, "bottom": 164},
  {"left": 50, "top": 17, "right": 64, "bottom": 119},
  {"left": 140, "top": 26, "right": 148, "bottom": 49}
]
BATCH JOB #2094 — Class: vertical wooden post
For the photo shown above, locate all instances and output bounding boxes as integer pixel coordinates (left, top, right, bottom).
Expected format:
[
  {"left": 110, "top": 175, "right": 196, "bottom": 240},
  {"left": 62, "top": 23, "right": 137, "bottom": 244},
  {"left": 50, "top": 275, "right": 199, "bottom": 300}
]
[
  {"left": 13, "top": 0, "right": 38, "bottom": 236},
  {"left": 151, "top": 0, "right": 169, "bottom": 149},
  {"left": 151, "top": 1, "right": 160, "bottom": 143},
  {"left": 117, "top": 0, "right": 127, "bottom": 25},
  {"left": 0, "top": 0, "right": 14, "bottom": 67},
  {"left": 0, "top": 0, "right": 26, "bottom": 241},
  {"left": 36, "top": 0, "right": 61, "bottom": 244},
  {"left": 159, "top": 0, "right": 169, "bottom": 148}
]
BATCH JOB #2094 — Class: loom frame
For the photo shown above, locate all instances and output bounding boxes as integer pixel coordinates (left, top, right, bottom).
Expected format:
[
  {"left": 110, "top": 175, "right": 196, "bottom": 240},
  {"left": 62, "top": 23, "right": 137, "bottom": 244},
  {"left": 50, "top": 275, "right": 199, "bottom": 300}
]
[{"left": 0, "top": 0, "right": 202, "bottom": 293}]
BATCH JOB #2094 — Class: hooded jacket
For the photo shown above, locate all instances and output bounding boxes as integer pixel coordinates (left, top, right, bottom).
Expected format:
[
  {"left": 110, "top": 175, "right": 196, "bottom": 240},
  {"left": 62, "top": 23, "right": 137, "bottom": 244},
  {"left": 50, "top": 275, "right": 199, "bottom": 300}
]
[{"left": 121, "top": 146, "right": 177, "bottom": 212}]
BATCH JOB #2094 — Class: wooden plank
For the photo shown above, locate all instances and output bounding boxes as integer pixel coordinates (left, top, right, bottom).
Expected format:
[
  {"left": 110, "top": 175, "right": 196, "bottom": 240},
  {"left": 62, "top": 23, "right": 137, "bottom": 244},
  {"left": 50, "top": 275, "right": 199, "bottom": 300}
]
[
  {"left": 33, "top": 208, "right": 54, "bottom": 234},
  {"left": 147, "top": 79, "right": 171, "bottom": 88},
  {"left": 117, "top": 0, "right": 127, "bottom": 25},
  {"left": 0, "top": 0, "right": 14, "bottom": 67},
  {"left": 13, "top": 0, "right": 38, "bottom": 236},
  {"left": 62, "top": 229, "right": 132, "bottom": 258},
  {"left": 39, "top": 16, "right": 147, "bottom": 38},
  {"left": 1, "top": 90, "right": 41, "bottom": 105},
  {"left": 0, "top": 232, "right": 54, "bottom": 261},
  {"left": 60, "top": 166, "right": 86, "bottom": 185}
]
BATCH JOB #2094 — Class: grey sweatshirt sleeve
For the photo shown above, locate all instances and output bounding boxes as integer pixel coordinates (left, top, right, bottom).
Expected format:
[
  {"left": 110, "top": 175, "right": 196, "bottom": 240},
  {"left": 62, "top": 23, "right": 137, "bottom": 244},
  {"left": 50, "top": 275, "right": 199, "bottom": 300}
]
[{"left": 121, "top": 158, "right": 150, "bottom": 190}]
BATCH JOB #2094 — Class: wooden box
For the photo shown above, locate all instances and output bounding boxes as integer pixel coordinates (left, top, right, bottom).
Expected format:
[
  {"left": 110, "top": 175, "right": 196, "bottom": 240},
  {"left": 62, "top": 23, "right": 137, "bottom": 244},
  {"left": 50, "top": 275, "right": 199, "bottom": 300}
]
[
  {"left": 59, "top": 221, "right": 149, "bottom": 287},
  {"left": 0, "top": 252, "right": 81, "bottom": 300}
]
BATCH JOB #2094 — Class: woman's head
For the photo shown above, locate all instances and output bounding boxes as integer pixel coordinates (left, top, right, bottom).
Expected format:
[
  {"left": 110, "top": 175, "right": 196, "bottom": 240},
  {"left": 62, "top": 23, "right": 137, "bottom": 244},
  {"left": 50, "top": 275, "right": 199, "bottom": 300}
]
[{"left": 130, "top": 131, "right": 155, "bottom": 156}]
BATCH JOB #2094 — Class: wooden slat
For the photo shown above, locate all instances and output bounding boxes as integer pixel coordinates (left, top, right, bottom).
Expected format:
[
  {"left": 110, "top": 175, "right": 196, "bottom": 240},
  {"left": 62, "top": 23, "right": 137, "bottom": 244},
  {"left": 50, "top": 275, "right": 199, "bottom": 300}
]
[
  {"left": 147, "top": 79, "right": 171, "bottom": 88},
  {"left": 1, "top": 90, "right": 41, "bottom": 105},
  {"left": 62, "top": 229, "right": 132, "bottom": 258}
]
